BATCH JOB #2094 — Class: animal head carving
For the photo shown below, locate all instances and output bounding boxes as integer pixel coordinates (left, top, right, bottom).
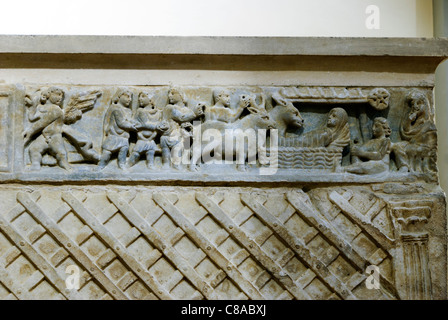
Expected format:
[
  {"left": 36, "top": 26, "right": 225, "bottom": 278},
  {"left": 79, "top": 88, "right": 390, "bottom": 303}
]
[
  {"left": 251, "top": 110, "right": 276, "bottom": 130},
  {"left": 281, "top": 103, "right": 304, "bottom": 129}
]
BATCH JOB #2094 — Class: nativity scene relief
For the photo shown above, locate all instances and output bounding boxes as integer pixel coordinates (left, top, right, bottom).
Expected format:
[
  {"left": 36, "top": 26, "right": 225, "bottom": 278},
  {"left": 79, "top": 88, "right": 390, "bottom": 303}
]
[{"left": 20, "top": 85, "right": 438, "bottom": 180}]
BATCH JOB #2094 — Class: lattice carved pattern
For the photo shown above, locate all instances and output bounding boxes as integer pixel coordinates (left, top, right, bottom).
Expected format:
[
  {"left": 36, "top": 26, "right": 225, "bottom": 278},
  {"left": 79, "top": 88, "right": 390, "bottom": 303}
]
[{"left": 0, "top": 187, "right": 399, "bottom": 300}]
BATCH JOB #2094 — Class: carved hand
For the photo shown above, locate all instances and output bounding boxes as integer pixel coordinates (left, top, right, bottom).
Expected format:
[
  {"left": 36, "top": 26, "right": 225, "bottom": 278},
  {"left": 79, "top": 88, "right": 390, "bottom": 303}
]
[
  {"left": 23, "top": 130, "right": 32, "bottom": 144},
  {"left": 157, "top": 121, "right": 170, "bottom": 132},
  {"left": 193, "top": 104, "right": 205, "bottom": 116},
  {"left": 24, "top": 94, "right": 34, "bottom": 107},
  {"left": 130, "top": 120, "right": 141, "bottom": 131},
  {"left": 351, "top": 145, "right": 361, "bottom": 156},
  {"left": 134, "top": 122, "right": 144, "bottom": 130}
]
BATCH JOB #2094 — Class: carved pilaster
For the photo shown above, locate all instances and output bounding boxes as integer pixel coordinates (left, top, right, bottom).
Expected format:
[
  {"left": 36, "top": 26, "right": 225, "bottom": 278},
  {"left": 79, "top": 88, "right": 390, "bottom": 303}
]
[{"left": 390, "top": 200, "right": 432, "bottom": 300}]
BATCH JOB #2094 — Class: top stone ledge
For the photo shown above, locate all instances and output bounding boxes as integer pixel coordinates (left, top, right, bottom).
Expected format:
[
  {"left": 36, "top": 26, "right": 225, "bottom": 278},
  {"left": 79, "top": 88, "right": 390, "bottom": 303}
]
[{"left": 1, "top": 35, "right": 448, "bottom": 57}]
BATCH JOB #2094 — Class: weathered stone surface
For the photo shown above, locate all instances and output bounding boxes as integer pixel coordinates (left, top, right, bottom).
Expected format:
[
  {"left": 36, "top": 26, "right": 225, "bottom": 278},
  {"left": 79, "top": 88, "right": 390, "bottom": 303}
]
[{"left": 0, "top": 36, "right": 446, "bottom": 300}]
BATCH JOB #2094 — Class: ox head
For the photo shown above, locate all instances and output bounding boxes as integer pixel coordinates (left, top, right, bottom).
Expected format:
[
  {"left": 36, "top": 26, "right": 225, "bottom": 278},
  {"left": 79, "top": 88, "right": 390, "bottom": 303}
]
[
  {"left": 275, "top": 97, "right": 304, "bottom": 129},
  {"left": 248, "top": 106, "right": 276, "bottom": 130}
]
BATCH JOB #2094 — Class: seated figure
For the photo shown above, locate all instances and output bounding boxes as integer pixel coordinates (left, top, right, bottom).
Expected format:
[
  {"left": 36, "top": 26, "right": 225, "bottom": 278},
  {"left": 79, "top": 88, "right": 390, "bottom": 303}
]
[
  {"left": 344, "top": 117, "right": 391, "bottom": 175},
  {"left": 391, "top": 90, "right": 437, "bottom": 173}
]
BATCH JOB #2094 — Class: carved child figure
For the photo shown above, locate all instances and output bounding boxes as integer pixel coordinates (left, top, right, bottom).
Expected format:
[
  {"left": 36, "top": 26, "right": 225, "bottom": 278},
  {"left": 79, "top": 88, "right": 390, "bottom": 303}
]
[
  {"left": 344, "top": 117, "right": 391, "bottom": 175},
  {"left": 23, "top": 87, "right": 71, "bottom": 171},
  {"left": 127, "top": 92, "right": 162, "bottom": 169},
  {"left": 99, "top": 89, "right": 139, "bottom": 170},
  {"left": 297, "top": 107, "right": 350, "bottom": 149}
]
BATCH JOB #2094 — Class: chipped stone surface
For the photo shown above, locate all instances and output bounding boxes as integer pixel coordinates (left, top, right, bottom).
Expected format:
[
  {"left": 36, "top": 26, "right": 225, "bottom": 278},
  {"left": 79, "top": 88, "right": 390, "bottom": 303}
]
[{"left": 0, "top": 36, "right": 446, "bottom": 300}]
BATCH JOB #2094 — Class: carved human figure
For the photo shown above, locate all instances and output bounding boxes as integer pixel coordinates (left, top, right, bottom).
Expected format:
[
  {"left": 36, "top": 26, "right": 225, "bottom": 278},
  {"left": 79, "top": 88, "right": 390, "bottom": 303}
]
[
  {"left": 296, "top": 107, "right": 350, "bottom": 149},
  {"left": 127, "top": 92, "right": 162, "bottom": 169},
  {"left": 204, "top": 90, "right": 247, "bottom": 123},
  {"left": 344, "top": 117, "right": 391, "bottom": 175},
  {"left": 391, "top": 91, "right": 437, "bottom": 173},
  {"left": 23, "top": 87, "right": 71, "bottom": 170},
  {"left": 99, "top": 89, "right": 139, "bottom": 170},
  {"left": 161, "top": 87, "right": 203, "bottom": 169}
]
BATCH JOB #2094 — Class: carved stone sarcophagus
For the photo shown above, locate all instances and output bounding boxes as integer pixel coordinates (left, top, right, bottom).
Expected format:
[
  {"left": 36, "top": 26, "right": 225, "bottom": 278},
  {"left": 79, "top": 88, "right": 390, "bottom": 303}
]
[{"left": 0, "top": 36, "right": 446, "bottom": 300}]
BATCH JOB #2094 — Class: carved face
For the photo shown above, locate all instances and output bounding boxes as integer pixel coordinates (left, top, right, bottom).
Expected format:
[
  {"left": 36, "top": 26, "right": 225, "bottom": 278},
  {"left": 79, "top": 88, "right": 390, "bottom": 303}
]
[
  {"left": 140, "top": 94, "right": 157, "bottom": 113},
  {"left": 409, "top": 98, "right": 425, "bottom": 122},
  {"left": 218, "top": 93, "right": 231, "bottom": 106},
  {"left": 372, "top": 120, "right": 384, "bottom": 138},
  {"left": 49, "top": 90, "right": 64, "bottom": 106},
  {"left": 168, "top": 90, "right": 183, "bottom": 104},
  {"left": 327, "top": 109, "right": 339, "bottom": 128},
  {"left": 139, "top": 93, "right": 150, "bottom": 107},
  {"left": 119, "top": 92, "right": 132, "bottom": 107},
  {"left": 372, "top": 118, "right": 391, "bottom": 138}
]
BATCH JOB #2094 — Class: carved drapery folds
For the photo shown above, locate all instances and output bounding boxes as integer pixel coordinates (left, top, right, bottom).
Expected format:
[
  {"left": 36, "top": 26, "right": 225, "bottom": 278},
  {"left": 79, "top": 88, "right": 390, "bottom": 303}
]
[
  {"left": 23, "top": 88, "right": 102, "bottom": 170},
  {"left": 13, "top": 85, "right": 438, "bottom": 181}
]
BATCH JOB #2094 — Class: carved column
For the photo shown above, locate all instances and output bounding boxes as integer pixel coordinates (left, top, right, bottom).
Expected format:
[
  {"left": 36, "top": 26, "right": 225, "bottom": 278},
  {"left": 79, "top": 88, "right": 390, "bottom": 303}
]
[{"left": 390, "top": 200, "right": 433, "bottom": 300}]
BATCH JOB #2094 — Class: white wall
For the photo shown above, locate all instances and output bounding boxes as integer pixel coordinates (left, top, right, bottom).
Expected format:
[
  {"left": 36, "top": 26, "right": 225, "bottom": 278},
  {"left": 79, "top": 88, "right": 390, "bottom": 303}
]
[{"left": 0, "top": 0, "right": 433, "bottom": 37}]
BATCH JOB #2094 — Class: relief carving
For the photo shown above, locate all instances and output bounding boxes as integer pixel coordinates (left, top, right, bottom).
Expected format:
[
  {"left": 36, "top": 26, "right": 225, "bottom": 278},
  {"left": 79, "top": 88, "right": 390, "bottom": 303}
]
[
  {"left": 128, "top": 92, "right": 163, "bottom": 169},
  {"left": 3, "top": 83, "right": 445, "bottom": 300},
  {"left": 161, "top": 88, "right": 203, "bottom": 170},
  {"left": 17, "top": 85, "right": 438, "bottom": 181},
  {"left": 367, "top": 88, "right": 391, "bottom": 111},
  {"left": 99, "top": 89, "right": 139, "bottom": 170},
  {"left": 191, "top": 100, "right": 275, "bottom": 172},
  {"left": 391, "top": 90, "right": 437, "bottom": 174},
  {"left": 23, "top": 87, "right": 102, "bottom": 171},
  {"left": 204, "top": 90, "right": 245, "bottom": 123},
  {"left": 1, "top": 35, "right": 446, "bottom": 302},
  {"left": 268, "top": 91, "right": 304, "bottom": 137},
  {"left": 344, "top": 117, "right": 391, "bottom": 175},
  {"left": 389, "top": 199, "right": 433, "bottom": 299},
  {"left": 295, "top": 107, "right": 350, "bottom": 149}
]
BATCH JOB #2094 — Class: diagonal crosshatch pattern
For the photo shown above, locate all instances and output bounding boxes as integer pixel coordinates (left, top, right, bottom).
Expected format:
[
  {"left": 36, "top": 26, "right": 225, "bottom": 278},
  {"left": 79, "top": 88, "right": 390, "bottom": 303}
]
[{"left": 0, "top": 185, "right": 404, "bottom": 299}]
